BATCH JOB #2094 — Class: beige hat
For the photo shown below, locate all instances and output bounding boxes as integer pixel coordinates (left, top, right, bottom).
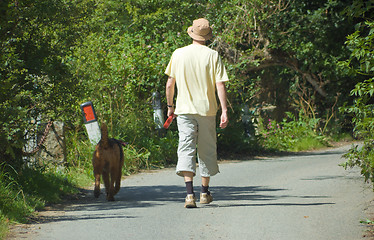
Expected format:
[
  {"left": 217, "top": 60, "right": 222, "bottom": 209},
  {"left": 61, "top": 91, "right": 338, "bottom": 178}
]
[{"left": 187, "top": 18, "right": 213, "bottom": 41}]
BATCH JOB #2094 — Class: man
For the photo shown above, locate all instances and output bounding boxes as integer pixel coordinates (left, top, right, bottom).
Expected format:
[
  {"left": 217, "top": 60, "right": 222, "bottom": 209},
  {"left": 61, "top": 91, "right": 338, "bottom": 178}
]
[{"left": 165, "top": 18, "right": 229, "bottom": 208}]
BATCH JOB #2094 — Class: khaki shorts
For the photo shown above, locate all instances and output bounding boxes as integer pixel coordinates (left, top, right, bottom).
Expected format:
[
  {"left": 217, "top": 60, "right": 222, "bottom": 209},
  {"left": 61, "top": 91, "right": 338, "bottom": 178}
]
[{"left": 176, "top": 114, "right": 219, "bottom": 177}]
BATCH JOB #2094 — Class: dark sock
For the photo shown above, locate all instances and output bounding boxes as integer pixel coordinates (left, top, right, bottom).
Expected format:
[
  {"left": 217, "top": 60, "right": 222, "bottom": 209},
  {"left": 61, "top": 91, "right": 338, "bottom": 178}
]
[
  {"left": 201, "top": 185, "right": 210, "bottom": 195},
  {"left": 185, "top": 181, "right": 194, "bottom": 195}
]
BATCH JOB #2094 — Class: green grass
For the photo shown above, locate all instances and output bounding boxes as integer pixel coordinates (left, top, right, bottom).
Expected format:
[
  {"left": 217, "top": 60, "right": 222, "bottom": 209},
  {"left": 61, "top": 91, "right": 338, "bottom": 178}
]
[
  {"left": 0, "top": 217, "right": 7, "bottom": 240},
  {"left": 0, "top": 163, "right": 92, "bottom": 239},
  {"left": 289, "top": 136, "right": 326, "bottom": 152},
  {"left": 257, "top": 114, "right": 331, "bottom": 152},
  {"left": 330, "top": 132, "right": 354, "bottom": 143}
]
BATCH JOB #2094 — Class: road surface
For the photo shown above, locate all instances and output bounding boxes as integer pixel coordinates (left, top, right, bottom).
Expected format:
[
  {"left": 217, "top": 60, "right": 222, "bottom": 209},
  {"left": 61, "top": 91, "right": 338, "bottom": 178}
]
[{"left": 9, "top": 144, "right": 374, "bottom": 240}]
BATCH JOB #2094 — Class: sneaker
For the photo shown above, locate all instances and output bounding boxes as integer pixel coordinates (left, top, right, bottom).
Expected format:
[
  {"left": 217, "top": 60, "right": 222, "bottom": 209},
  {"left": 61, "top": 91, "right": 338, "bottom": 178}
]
[
  {"left": 200, "top": 192, "right": 213, "bottom": 204},
  {"left": 184, "top": 194, "right": 197, "bottom": 208}
]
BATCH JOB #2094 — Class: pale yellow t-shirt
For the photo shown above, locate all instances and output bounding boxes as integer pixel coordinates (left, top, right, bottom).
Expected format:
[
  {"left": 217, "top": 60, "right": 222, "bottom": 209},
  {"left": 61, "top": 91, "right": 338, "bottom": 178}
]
[{"left": 165, "top": 44, "right": 229, "bottom": 116}]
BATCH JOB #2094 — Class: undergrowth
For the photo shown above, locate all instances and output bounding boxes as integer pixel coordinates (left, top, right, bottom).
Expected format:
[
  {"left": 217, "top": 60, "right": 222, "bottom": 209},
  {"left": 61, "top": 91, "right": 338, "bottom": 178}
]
[
  {"left": 257, "top": 112, "right": 329, "bottom": 152},
  {"left": 0, "top": 162, "right": 87, "bottom": 239}
]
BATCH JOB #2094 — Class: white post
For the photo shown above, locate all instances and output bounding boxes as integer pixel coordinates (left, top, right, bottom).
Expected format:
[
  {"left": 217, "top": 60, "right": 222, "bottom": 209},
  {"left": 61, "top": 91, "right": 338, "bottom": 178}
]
[{"left": 80, "top": 101, "right": 101, "bottom": 145}]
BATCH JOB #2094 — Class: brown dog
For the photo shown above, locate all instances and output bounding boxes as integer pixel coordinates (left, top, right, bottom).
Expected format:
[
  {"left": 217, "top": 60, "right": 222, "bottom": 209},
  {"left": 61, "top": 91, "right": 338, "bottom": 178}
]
[{"left": 92, "top": 123, "right": 124, "bottom": 201}]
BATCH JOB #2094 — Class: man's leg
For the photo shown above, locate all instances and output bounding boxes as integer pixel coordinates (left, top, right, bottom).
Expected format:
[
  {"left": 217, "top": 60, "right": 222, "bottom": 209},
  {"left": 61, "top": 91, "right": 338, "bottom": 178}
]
[
  {"left": 200, "top": 176, "right": 213, "bottom": 204},
  {"left": 196, "top": 115, "right": 219, "bottom": 177},
  {"left": 176, "top": 115, "right": 198, "bottom": 208},
  {"left": 182, "top": 171, "right": 196, "bottom": 208},
  {"left": 202, "top": 176, "right": 210, "bottom": 191},
  {"left": 195, "top": 116, "right": 216, "bottom": 204},
  {"left": 183, "top": 171, "right": 194, "bottom": 195},
  {"left": 176, "top": 115, "right": 197, "bottom": 177}
]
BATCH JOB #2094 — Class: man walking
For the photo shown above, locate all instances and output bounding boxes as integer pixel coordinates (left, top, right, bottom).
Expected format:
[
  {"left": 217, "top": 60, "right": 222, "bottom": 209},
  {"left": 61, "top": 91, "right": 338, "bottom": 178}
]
[{"left": 165, "top": 18, "right": 229, "bottom": 208}]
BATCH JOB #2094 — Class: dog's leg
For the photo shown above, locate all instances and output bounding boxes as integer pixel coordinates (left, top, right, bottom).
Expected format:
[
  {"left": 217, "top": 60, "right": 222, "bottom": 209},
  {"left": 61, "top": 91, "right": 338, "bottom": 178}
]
[
  {"left": 114, "top": 167, "right": 122, "bottom": 195},
  {"left": 93, "top": 172, "right": 101, "bottom": 198},
  {"left": 114, "top": 143, "right": 124, "bottom": 195},
  {"left": 93, "top": 159, "right": 102, "bottom": 198},
  {"left": 102, "top": 168, "right": 110, "bottom": 196},
  {"left": 107, "top": 165, "right": 118, "bottom": 201}
]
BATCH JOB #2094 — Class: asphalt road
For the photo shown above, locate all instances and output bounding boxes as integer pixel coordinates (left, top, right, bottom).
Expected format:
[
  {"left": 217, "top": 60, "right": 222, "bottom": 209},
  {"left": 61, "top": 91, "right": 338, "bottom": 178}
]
[{"left": 11, "top": 144, "right": 374, "bottom": 240}]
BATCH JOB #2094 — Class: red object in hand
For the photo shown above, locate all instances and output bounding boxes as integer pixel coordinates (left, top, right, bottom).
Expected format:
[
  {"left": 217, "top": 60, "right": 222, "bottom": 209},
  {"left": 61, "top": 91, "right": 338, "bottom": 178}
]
[{"left": 163, "top": 114, "right": 175, "bottom": 129}]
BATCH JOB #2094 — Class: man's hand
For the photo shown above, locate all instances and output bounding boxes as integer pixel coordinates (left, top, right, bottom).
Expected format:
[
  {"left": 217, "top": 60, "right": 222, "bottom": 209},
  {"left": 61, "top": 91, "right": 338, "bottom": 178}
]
[
  {"left": 167, "top": 107, "right": 175, "bottom": 118},
  {"left": 166, "top": 76, "right": 176, "bottom": 118},
  {"left": 220, "top": 111, "right": 228, "bottom": 129},
  {"left": 216, "top": 81, "right": 229, "bottom": 129}
]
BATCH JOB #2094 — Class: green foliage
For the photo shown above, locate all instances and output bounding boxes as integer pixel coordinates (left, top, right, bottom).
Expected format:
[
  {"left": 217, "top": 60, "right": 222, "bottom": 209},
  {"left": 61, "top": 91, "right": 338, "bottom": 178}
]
[
  {"left": 0, "top": 163, "right": 79, "bottom": 225},
  {"left": 340, "top": 19, "right": 374, "bottom": 185},
  {"left": 1, "top": 0, "right": 186, "bottom": 176},
  {"left": 64, "top": 128, "right": 95, "bottom": 176},
  {"left": 0, "top": 216, "right": 7, "bottom": 240},
  {"left": 341, "top": 142, "right": 374, "bottom": 183},
  {"left": 258, "top": 112, "right": 327, "bottom": 152},
  {"left": 65, "top": 123, "right": 178, "bottom": 179},
  {"left": 360, "top": 219, "right": 374, "bottom": 225},
  {"left": 0, "top": 0, "right": 370, "bottom": 233},
  {"left": 217, "top": 104, "right": 261, "bottom": 155},
  {"left": 0, "top": 165, "right": 33, "bottom": 224},
  {"left": 17, "top": 167, "right": 79, "bottom": 204},
  {"left": 207, "top": 0, "right": 356, "bottom": 127},
  {"left": 0, "top": 0, "right": 89, "bottom": 166},
  {"left": 64, "top": 0, "right": 207, "bottom": 171},
  {"left": 1, "top": 0, "right": 361, "bottom": 169}
]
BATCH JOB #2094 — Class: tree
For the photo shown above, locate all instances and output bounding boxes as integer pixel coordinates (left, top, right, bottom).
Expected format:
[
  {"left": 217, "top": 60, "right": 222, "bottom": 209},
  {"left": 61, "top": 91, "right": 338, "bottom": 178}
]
[
  {"left": 207, "top": 0, "right": 357, "bottom": 124},
  {"left": 0, "top": 0, "right": 90, "bottom": 165},
  {"left": 0, "top": 0, "right": 367, "bottom": 167},
  {"left": 340, "top": 0, "right": 374, "bottom": 184}
]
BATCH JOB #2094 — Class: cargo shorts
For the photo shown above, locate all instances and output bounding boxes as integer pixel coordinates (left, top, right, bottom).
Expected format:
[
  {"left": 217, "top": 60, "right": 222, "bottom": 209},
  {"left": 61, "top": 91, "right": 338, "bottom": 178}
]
[{"left": 176, "top": 114, "right": 219, "bottom": 177}]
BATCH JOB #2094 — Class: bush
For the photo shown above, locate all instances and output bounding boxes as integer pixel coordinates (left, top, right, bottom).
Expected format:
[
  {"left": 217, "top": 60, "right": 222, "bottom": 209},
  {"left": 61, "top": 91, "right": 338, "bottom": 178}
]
[
  {"left": 0, "top": 165, "right": 34, "bottom": 224},
  {"left": 258, "top": 112, "right": 327, "bottom": 152},
  {"left": 0, "top": 163, "right": 81, "bottom": 226},
  {"left": 340, "top": 20, "right": 374, "bottom": 185},
  {"left": 341, "top": 142, "right": 374, "bottom": 183}
]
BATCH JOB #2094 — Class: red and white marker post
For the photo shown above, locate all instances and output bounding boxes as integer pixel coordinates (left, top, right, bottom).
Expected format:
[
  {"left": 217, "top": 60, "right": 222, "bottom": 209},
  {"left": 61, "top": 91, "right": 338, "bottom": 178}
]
[{"left": 80, "top": 101, "right": 101, "bottom": 145}]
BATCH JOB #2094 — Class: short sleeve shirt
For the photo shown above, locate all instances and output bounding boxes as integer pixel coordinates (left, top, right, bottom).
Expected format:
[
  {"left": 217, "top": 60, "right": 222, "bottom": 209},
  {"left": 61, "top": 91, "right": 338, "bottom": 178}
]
[{"left": 165, "top": 44, "right": 229, "bottom": 116}]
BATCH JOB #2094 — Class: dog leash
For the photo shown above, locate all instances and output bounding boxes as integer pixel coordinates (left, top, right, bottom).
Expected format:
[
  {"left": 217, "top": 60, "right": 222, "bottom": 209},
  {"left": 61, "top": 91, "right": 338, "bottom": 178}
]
[
  {"left": 118, "top": 140, "right": 128, "bottom": 147},
  {"left": 163, "top": 113, "right": 175, "bottom": 129}
]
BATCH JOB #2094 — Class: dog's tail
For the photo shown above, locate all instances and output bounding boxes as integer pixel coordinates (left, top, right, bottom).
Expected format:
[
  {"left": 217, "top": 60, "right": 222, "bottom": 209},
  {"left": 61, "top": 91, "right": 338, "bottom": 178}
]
[{"left": 100, "top": 123, "right": 109, "bottom": 148}]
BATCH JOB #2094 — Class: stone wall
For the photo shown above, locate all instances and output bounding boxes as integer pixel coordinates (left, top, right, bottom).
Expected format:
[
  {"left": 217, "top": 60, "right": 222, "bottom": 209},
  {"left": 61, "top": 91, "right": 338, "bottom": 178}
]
[{"left": 36, "top": 121, "right": 66, "bottom": 167}]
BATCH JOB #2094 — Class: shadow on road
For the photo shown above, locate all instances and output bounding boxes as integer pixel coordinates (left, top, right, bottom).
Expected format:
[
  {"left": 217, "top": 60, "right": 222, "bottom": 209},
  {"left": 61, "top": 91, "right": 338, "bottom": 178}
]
[
  {"left": 227, "top": 145, "right": 352, "bottom": 162},
  {"left": 203, "top": 185, "right": 334, "bottom": 208},
  {"left": 33, "top": 184, "right": 334, "bottom": 224}
]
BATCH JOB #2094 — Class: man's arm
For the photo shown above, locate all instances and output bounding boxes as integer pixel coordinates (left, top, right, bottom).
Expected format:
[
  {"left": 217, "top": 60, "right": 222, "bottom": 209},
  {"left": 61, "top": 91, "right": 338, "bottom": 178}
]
[
  {"left": 166, "top": 76, "right": 176, "bottom": 117},
  {"left": 216, "top": 81, "right": 228, "bottom": 129}
]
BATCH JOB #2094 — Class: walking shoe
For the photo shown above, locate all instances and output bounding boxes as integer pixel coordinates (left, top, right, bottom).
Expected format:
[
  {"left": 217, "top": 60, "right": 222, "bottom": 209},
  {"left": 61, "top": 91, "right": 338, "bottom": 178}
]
[
  {"left": 200, "top": 192, "right": 213, "bottom": 204},
  {"left": 184, "top": 194, "right": 197, "bottom": 208}
]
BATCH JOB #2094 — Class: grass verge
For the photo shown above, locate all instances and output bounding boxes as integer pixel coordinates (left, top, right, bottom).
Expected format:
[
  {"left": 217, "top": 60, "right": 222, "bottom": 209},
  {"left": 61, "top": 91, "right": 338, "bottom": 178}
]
[{"left": 0, "top": 163, "right": 92, "bottom": 239}]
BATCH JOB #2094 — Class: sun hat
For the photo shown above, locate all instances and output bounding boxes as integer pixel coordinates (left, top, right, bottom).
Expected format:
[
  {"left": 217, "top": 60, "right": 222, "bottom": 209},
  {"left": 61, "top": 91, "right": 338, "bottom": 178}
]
[{"left": 187, "top": 18, "right": 213, "bottom": 41}]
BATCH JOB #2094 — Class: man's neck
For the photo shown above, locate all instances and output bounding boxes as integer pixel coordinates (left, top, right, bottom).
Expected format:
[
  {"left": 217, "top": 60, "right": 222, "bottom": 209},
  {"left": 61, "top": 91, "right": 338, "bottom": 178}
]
[{"left": 192, "top": 39, "right": 206, "bottom": 45}]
